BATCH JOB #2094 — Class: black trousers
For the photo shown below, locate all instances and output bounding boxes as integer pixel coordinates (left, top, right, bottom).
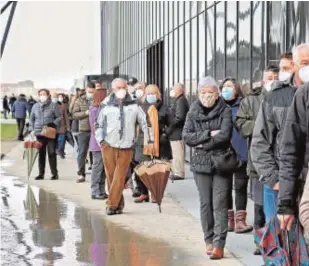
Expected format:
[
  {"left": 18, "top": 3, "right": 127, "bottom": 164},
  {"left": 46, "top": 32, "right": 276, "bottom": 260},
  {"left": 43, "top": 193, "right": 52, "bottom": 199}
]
[
  {"left": 37, "top": 136, "right": 58, "bottom": 176},
  {"left": 16, "top": 118, "right": 25, "bottom": 139},
  {"left": 227, "top": 163, "right": 249, "bottom": 211},
  {"left": 254, "top": 203, "right": 266, "bottom": 229}
]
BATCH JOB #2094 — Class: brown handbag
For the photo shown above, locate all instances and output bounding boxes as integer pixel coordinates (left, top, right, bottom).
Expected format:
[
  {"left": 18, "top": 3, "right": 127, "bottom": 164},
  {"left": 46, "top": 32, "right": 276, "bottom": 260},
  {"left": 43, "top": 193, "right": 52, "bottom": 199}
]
[{"left": 40, "top": 126, "right": 56, "bottom": 139}]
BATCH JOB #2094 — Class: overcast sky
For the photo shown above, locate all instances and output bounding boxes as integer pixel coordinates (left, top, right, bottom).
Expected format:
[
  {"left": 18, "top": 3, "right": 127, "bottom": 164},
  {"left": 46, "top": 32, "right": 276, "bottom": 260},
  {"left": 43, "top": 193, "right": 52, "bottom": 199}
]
[{"left": 0, "top": 1, "right": 100, "bottom": 89}]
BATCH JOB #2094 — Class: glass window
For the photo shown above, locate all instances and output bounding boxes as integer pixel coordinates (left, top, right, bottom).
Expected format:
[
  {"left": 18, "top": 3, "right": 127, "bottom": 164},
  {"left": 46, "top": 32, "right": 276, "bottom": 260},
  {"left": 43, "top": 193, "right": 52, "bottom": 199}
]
[
  {"left": 179, "top": 2, "right": 184, "bottom": 25},
  {"left": 191, "top": 18, "right": 198, "bottom": 94},
  {"left": 226, "top": 1, "right": 237, "bottom": 78},
  {"left": 184, "top": 22, "right": 191, "bottom": 97},
  {"left": 178, "top": 25, "right": 185, "bottom": 84},
  {"left": 164, "top": 2, "right": 169, "bottom": 34},
  {"left": 173, "top": 29, "right": 179, "bottom": 84},
  {"left": 198, "top": 13, "right": 206, "bottom": 80},
  {"left": 185, "top": 2, "right": 190, "bottom": 22},
  {"left": 238, "top": 2, "right": 251, "bottom": 85},
  {"left": 215, "top": 2, "right": 225, "bottom": 81},
  {"left": 252, "top": 1, "right": 265, "bottom": 83},
  {"left": 268, "top": 2, "right": 286, "bottom": 64},
  {"left": 286, "top": 1, "right": 309, "bottom": 50},
  {"left": 174, "top": 2, "right": 179, "bottom": 29},
  {"left": 169, "top": 2, "right": 174, "bottom": 32},
  {"left": 206, "top": 7, "right": 215, "bottom": 77}
]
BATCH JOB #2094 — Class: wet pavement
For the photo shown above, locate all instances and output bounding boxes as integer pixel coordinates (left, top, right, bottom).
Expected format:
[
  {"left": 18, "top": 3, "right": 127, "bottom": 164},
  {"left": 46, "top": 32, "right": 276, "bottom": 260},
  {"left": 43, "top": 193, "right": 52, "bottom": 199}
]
[{"left": 1, "top": 175, "right": 206, "bottom": 266}]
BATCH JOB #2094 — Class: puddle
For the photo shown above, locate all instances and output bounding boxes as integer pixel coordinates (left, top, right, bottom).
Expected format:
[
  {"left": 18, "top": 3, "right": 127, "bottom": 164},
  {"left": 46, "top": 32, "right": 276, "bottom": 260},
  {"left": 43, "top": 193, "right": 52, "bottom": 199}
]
[{"left": 0, "top": 176, "right": 197, "bottom": 266}]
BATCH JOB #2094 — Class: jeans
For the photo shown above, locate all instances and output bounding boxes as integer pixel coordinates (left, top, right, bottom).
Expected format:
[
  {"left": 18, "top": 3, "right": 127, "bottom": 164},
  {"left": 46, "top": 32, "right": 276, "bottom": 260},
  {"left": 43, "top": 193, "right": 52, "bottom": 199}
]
[
  {"left": 77, "top": 132, "right": 91, "bottom": 177},
  {"left": 263, "top": 185, "right": 278, "bottom": 223},
  {"left": 57, "top": 134, "right": 65, "bottom": 154},
  {"left": 16, "top": 118, "right": 25, "bottom": 140},
  {"left": 194, "top": 172, "right": 230, "bottom": 248},
  {"left": 36, "top": 136, "right": 58, "bottom": 176},
  {"left": 227, "top": 163, "right": 249, "bottom": 211}
]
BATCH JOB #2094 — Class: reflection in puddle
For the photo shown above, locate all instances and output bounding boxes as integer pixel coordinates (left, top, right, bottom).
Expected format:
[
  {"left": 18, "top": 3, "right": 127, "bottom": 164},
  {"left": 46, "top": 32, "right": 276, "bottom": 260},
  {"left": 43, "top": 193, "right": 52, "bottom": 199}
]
[{"left": 0, "top": 176, "right": 193, "bottom": 266}]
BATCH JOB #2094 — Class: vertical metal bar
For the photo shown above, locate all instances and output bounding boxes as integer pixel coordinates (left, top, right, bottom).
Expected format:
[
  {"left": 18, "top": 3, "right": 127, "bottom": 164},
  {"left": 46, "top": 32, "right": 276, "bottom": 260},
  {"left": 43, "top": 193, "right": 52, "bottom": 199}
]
[
  {"left": 167, "top": 2, "right": 170, "bottom": 89},
  {"left": 1, "top": 1, "right": 17, "bottom": 60},
  {"left": 172, "top": 2, "right": 175, "bottom": 85},
  {"left": 183, "top": 4, "right": 186, "bottom": 85},
  {"left": 250, "top": 1, "right": 253, "bottom": 88},
  {"left": 189, "top": 2, "right": 192, "bottom": 103},
  {"left": 158, "top": 1, "right": 161, "bottom": 91},
  {"left": 213, "top": 4, "right": 217, "bottom": 79},
  {"left": 154, "top": 1, "right": 157, "bottom": 86},
  {"left": 236, "top": 1, "right": 240, "bottom": 79},
  {"left": 204, "top": 2, "right": 208, "bottom": 77},
  {"left": 261, "top": 1, "right": 265, "bottom": 71},
  {"left": 196, "top": 7, "right": 200, "bottom": 89},
  {"left": 224, "top": 2, "right": 227, "bottom": 77},
  {"left": 266, "top": 1, "right": 270, "bottom": 65},
  {"left": 177, "top": 2, "right": 180, "bottom": 82}
]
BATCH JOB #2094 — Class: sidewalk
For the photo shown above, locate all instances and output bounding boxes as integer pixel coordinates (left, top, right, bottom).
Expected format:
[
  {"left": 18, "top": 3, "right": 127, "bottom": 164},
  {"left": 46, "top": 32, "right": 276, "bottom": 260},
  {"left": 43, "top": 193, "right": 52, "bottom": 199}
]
[{"left": 3, "top": 142, "right": 244, "bottom": 266}]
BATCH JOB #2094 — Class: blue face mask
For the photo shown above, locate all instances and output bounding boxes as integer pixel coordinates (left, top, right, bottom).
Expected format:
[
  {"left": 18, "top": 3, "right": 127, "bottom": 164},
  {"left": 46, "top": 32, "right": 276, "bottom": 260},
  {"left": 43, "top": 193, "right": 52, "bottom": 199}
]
[
  {"left": 221, "top": 87, "right": 234, "bottom": 101},
  {"left": 52, "top": 98, "right": 58, "bottom": 104},
  {"left": 146, "top": 94, "right": 157, "bottom": 104}
]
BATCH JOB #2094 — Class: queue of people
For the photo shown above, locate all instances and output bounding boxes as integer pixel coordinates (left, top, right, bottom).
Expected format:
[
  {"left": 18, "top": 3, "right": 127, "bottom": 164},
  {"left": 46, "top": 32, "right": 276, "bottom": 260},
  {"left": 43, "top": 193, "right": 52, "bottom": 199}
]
[{"left": 27, "top": 42, "right": 309, "bottom": 262}]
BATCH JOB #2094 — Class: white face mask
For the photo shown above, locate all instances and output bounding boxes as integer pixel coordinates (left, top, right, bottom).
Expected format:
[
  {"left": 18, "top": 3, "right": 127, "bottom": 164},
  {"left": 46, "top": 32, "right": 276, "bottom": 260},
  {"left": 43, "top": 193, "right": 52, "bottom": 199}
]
[
  {"left": 299, "top": 65, "right": 309, "bottom": 83},
  {"left": 128, "top": 86, "right": 136, "bottom": 94},
  {"left": 135, "top": 89, "right": 144, "bottom": 99},
  {"left": 264, "top": 80, "right": 274, "bottom": 92},
  {"left": 115, "top": 89, "right": 126, "bottom": 99},
  {"left": 169, "top": 90, "right": 176, "bottom": 98},
  {"left": 40, "top": 95, "right": 48, "bottom": 102},
  {"left": 278, "top": 71, "right": 293, "bottom": 82},
  {"left": 58, "top": 97, "right": 63, "bottom": 103}
]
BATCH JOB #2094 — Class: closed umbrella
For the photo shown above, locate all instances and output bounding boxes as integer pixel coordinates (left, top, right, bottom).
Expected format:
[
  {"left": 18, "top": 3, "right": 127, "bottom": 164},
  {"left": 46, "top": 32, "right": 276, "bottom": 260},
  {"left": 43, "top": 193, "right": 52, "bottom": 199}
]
[
  {"left": 134, "top": 159, "right": 171, "bottom": 213},
  {"left": 23, "top": 185, "right": 39, "bottom": 221},
  {"left": 23, "top": 139, "right": 42, "bottom": 179}
]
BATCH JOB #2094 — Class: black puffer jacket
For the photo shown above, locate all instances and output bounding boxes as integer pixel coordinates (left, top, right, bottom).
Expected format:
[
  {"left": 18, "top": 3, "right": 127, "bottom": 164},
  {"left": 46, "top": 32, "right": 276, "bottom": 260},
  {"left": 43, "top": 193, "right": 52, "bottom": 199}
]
[
  {"left": 278, "top": 82, "right": 309, "bottom": 215},
  {"left": 235, "top": 85, "right": 267, "bottom": 177},
  {"left": 251, "top": 80, "right": 297, "bottom": 189},
  {"left": 134, "top": 101, "right": 172, "bottom": 162},
  {"left": 166, "top": 94, "right": 189, "bottom": 141},
  {"left": 183, "top": 98, "right": 233, "bottom": 174}
]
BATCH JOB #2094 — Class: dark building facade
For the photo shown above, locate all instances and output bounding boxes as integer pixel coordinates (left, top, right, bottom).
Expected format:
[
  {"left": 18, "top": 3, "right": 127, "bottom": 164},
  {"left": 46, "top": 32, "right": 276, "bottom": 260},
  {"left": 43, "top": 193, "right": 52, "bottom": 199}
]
[{"left": 100, "top": 1, "right": 309, "bottom": 161}]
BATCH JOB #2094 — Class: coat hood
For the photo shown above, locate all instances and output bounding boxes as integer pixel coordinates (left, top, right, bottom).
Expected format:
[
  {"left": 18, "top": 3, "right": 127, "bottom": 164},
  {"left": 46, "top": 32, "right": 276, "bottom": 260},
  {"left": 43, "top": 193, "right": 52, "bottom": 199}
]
[
  {"left": 105, "top": 92, "right": 135, "bottom": 106},
  {"left": 189, "top": 97, "right": 227, "bottom": 121}
]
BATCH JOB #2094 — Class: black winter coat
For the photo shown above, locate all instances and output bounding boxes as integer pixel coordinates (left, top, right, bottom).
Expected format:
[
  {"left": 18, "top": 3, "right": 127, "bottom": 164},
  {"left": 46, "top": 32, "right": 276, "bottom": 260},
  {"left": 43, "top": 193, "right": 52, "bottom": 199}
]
[
  {"left": 251, "top": 80, "right": 297, "bottom": 189},
  {"left": 166, "top": 94, "right": 189, "bottom": 141},
  {"left": 134, "top": 101, "right": 172, "bottom": 162},
  {"left": 183, "top": 98, "right": 233, "bottom": 174},
  {"left": 278, "top": 82, "right": 309, "bottom": 215}
]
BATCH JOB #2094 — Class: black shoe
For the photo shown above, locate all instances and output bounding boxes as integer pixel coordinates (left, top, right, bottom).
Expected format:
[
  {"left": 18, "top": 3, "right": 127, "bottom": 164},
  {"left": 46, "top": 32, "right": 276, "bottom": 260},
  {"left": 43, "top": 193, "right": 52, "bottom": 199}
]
[
  {"left": 51, "top": 175, "right": 59, "bottom": 180},
  {"left": 115, "top": 207, "right": 123, "bottom": 214},
  {"left": 132, "top": 188, "right": 141, "bottom": 198},
  {"left": 100, "top": 192, "right": 108, "bottom": 200},
  {"left": 35, "top": 175, "right": 44, "bottom": 180},
  {"left": 91, "top": 195, "right": 105, "bottom": 200},
  {"left": 60, "top": 154, "right": 65, "bottom": 159},
  {"left": 172, "top": 175, "right": 185, "bottom": 181},
  {"left": 106, "top": 207, "right": 117, "bottom": 215},
  {"left": 88, "top": 166, "right": 92, "bottom": 171}
]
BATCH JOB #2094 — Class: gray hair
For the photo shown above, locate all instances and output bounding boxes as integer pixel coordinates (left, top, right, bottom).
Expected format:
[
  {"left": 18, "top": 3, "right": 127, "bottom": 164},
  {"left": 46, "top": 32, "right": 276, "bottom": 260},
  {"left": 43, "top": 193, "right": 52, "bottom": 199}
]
[
  {"left": 173, "top": 83, "right": 185, "bottom": 91},
  {"left": 111, "top": 78, "right": 127, "bottom": 89},
  {"left": 198, "top": 76, "right": 219, "bottom": 92},
  {"left": 293, "top": 43, "right": 309, "bottom": 63}
]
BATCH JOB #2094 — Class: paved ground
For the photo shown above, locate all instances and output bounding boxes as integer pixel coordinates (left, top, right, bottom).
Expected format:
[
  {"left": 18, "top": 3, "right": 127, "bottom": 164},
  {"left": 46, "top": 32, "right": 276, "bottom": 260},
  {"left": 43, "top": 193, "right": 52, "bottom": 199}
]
[
  {"left": 2, "top": 141, "right": 243, "bottom": 266},
  {"left": 0, "top": 118, "right": 18, "bottom": 124}
]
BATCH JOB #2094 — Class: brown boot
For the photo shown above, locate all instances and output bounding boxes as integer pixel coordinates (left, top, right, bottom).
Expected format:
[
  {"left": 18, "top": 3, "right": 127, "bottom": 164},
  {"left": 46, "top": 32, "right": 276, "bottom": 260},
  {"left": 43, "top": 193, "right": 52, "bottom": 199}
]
[
  {"left": 235, "top": 210, "right": 253, "bottom": 234},
  {"left": 228, "top": 210, "right": 235, "bottom": 232},
  {"left": 205, "top": 244, "right": 213, "bottom": 255},
  {"left": 210, "top": 247, "right": 224, "bottom": 260}
]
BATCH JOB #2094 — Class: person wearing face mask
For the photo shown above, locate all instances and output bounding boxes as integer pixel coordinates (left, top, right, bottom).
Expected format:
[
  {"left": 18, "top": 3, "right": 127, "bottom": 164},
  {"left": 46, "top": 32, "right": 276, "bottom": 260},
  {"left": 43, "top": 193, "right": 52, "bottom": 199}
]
[
  {"left": 69, "top": 88, "right": 81, "bottom": 159},
  {"left": 277, "top": 43, "right": 309, "bottom": 232},
  {"left": 127, "top": 77, "right": 138, "bottom": 99},
  {"left": 183, "top": 76, "right": 233, "bottom": 259},
  {"left": 29, "top": 89, "right": 61, "bottom": 180},
  {"left": 95, "top": 78, "right": 150, "bottom": 215},
  {"left": 278, "top": 52, "right": 295, "bottom": 82},
  {"left": 165, "top": 83, "right": 189, "bottom": 181},
  {"left": 72, "top": 83, "right": 95, "bottom": 183},
  {"left": 54, "top": 93, "right": 70, "bottom": 159},
  {"left": 220, "top": 78, "right": 253, "bottom": 235},
  {"left": 250, "top": 44, "right": 309, "bottom": 226},
  {"left": 134, "top": 82, "right": 146, "bottom": 103},
  {"left": 134, "top": 84, "right": 172, "bottom": 203},
  {"left": 263, "top": 65, "right": 279, "bottom": 92}
]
